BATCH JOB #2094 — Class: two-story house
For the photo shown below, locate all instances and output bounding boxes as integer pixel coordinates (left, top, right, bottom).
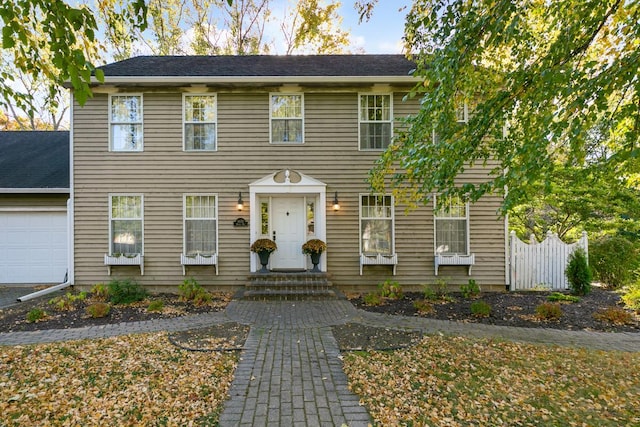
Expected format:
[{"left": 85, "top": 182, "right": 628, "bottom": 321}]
[{"left": 70, "top": 55, "right": 508, "bottom": 292}]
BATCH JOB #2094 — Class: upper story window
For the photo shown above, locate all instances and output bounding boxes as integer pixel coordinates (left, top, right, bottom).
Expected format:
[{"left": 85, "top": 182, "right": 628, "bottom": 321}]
[
  {"left": 110, "top": 195, "right": 143, "bottom": 255},
  {"left": 184, "top": 195, "right": 217, "bottom": 256},
  {"left": 360, "top": 194, "right": 394, "bottom": 255},
  {"left": 110, "top": 95, "right": 143, "bottom": 151},
  {"left": 433, "top": 101, "right": 469, "bottom": 143},
  {"left": 359, "top": 94, "right": 392, "bottom": 150},
  {"left": 270, "top": 94, "right": 304, "bottom": 144},
  {"left": 434, "top": 195, "right": 470, "bottom": 255},
  {"left": 456, "top": 101, "right": 469, "bottom": 123},
  {"left": 184, "top": 94, "right": 217, "bottom": 151}
]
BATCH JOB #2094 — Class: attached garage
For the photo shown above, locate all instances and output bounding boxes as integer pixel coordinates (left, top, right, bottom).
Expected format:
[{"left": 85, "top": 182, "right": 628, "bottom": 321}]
[
  {"left": 0, "top": 209, "right": 68, "bottom": 283},
  {"left": 0, "top": 131, "right": 70, "bottom": 284}
]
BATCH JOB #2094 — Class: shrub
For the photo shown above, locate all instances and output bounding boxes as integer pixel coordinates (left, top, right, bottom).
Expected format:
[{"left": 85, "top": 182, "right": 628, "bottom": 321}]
[
  {"left": 589, "top": 235, "right": 639, "bottom": 288},
  {"left": 434, "top": 278, "right": 449, "bottom": 297},
  {"left": 49, "top": 291, "right": 87, "bottom": 311},
  {"left": 413, "top": 299, "right": 434, "bottom": 314},
  {"left": 622, "top": 283, "right": 640, "bottom": 312},
  {"left": 378, "top": 280, "right": 403, "bottom": 299},
  {"left": 192, "top": 291, "right": 212, "bottom": 306},
  {"left": 107, "top": 279, "right": 147, "bottom": 305},
  {"left": 178, "top": 277, "right": 201, "bottom": 301},
  {"left": 422, "top": 285, "right": 437, "bottom": 301},
  {"left": 470, "top": 300, "right": 491, "bottom": 318},
  {"left": 363, "top": 292, "right": 383, "bottom": 306},
  {"left": 566, "top": 248, "right": 592, "bottom": 296},
  {"left": 91, "top": 283, "right": 109, "bottom": 301},
  {"left": 178, "top": 278, "right": 212, "bottom": 306},
  {"left": 86, "top": 302, "right": 111, "bottom": 318},
  {"left": 593, "top": 307, "right": 633, "bottom": 325},
  {"left": 422, "top": 279, "right": 456, "bottom": 302},
  {"left": 535, "top": 302, "right": 563, "bottom": 321},
  {"left": 26, "top": 308, "right": 47, "bottom": 323},
  {"left": 147, "top": 300, "right": 165, "bottom": 312},
  {"left": 547, "top": 292, "right": 580, "bottom": 303},
  {"left": 460, "top": 279, "right": 480, "bottom": 299}
]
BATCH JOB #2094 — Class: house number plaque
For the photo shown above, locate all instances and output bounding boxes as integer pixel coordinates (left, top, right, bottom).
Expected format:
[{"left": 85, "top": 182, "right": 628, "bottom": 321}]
[{"left": 234, "top": 217, "right": 248, "bottom": 227}]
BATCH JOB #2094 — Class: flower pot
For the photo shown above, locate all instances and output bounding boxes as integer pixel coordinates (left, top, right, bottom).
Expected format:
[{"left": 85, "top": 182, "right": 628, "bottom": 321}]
[
  {"left": 258, "top": 250, "right": 271, "bottom": 273},
  {"left": 310, "top": 252, "right": 321, "bottom": 272}
]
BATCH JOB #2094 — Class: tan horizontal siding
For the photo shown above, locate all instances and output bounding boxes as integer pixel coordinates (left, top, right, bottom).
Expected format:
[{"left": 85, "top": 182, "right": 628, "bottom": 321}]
[{"left": 72, "top": 88, "right": 507, "bottom": 292}]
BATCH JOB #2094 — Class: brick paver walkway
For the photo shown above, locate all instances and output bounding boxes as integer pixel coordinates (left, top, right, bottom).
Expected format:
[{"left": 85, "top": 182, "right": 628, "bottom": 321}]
[{"left": 2, "top": 287, "right": 640, "bottom": 426}]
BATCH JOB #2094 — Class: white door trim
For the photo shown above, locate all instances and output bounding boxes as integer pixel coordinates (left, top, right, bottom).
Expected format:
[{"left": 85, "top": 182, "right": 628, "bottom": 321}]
[{"left": 249, "top": 170, "right": 326, "bottom": 272}]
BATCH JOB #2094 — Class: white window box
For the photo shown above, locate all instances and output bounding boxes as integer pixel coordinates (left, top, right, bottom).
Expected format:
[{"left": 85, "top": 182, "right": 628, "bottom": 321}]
[
  {"left": 360, "top": 253, "right": 398, "bottom": 275},
  {"left": 104, "top": 254, "right": 144, "bottom": 275},
  {"left": 180, "top": 253, "right": 218, "bottom": 275},
  {"left": 434, "top": 253, "right": 475, "bottom": 276}
]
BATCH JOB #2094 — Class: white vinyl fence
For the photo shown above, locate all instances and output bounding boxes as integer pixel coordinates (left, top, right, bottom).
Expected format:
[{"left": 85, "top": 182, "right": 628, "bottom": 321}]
[{"left": 510, "top": 231, "right": 588, "bottom": 291}]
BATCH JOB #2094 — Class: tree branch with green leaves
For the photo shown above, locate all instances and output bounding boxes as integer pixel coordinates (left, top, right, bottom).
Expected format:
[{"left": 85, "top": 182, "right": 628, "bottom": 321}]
[{"left": 370, "top": 0, "right": 639, "bottom": 213}]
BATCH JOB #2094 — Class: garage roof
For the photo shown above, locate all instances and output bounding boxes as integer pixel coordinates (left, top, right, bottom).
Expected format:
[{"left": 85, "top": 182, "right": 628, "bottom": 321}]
[{"left": 0, "top": 131, "right": 69, "bottom": 192}]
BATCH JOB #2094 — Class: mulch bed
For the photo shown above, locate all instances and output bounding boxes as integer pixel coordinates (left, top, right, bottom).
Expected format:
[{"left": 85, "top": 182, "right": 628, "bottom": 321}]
[
  {"left": 0, "top": 292, "right": 231, "bottom": 333},
  {"left": 350, "top": 287, "right": 640, "bottom": 333}
]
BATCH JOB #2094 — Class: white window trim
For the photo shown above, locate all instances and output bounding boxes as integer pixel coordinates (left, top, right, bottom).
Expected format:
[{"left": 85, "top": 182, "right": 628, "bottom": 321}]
[
  {"left": 433, "top": 194, "right": 471, "bottom": 256},
  {"left": 269, "top": 93, "right": 305, "bottom": 144},
  {"left": 456, "top": 101, "right": 469, "bottom": 123},
  {"left": 182, "top": 93, "right": 218, "bottom": 152},
  {"left": 358, "top": 92, "right": 393, "bottom": 151},
  {"left": 358, "top": 193, "right": 396, "bottom": 255},
  {"left": 108, "top": 194, "right": 144, "bottom": 256},
  {"left": 109, "top": 94, "right": 143, "bottom": 152},
  {"left": 183, "top": 193, "right": 219, "bottom": 256}
]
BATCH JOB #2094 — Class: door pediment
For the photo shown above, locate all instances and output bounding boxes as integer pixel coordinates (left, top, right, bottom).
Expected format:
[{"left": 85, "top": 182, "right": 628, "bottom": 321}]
[{"left": 249, "top": 169, "right": 326, "bottom": 190}]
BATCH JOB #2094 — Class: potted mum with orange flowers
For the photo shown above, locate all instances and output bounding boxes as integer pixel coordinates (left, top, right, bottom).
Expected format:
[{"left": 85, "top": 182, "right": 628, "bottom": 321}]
[
  {"left": 302, "top": 239, "right": 326, "bottom": 272},
  {"left": 250, "top": 238, "right": 277, "bottom": 273}
]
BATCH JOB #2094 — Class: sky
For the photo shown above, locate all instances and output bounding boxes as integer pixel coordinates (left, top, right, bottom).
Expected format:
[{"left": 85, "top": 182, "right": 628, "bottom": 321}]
[
  {"left": 337, "top": 1, "right": 411, "bottom": 54},
  {"left": 123, "top": 0, "right": 413, "bottom": 58}
]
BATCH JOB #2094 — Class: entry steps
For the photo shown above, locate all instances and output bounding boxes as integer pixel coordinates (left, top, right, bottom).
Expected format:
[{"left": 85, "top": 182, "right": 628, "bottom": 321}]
[{"left": 242, "top": 272, "right": 338, "bottom": 300}]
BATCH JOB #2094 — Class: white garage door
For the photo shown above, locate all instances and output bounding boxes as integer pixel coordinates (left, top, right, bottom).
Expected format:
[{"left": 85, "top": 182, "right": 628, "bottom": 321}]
[{"left": 0, "top": 211, "right": 67, "bottom": 284}]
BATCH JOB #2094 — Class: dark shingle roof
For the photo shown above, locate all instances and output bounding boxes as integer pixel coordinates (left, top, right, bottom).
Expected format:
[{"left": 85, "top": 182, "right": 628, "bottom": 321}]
[
  {"left": 98, "top": 55, "right": 415, "bottom": 77},
  {"left": 0, "top": 131, "right": 69, "bottom": 190}
]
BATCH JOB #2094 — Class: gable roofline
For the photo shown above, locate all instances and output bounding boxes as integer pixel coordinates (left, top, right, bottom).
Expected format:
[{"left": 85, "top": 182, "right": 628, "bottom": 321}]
[{"left": 72, "top": 54, "right": 419, "bottom": 87}]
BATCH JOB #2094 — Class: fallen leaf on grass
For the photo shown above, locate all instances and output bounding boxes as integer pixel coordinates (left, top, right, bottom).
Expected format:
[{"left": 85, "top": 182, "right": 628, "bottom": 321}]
[
  {"left": 343, "top": 335, "right": 640, "bottom": 426},
  {"left": 0, "top": 332, "right": 237, "bottom": 426}
]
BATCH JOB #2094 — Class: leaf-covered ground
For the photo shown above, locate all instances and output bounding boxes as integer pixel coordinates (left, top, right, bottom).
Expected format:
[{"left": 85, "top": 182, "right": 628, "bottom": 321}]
[
  {"left": 343, "top": 335, "right": 640, "bottom": 426},
  {"left": 0, "top": 333, "right": 237, "bottom": 426}
]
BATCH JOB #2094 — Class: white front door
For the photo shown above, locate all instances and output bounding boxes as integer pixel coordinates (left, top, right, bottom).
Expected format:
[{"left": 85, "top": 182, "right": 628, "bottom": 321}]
[{"left": 270, "top": 197, "right": 306, "bottom": 270}]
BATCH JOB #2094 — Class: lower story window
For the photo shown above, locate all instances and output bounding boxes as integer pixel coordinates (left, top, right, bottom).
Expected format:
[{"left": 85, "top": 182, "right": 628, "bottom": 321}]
[
  {"left": 434, "top": 195, "right": 469, "bottom": 255},
  {"left": 360, "top": 194, "right": 394, "bottom": 255},
  {"left": 184, "top": 195, "right": 217, "bottom": 255},
  {"left": 110, "top": 195, "right": 143, "bottom": 255}
]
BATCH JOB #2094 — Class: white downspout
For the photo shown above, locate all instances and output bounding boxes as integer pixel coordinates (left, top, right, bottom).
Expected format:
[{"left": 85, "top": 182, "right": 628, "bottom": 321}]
[
  {"left": 17, "top": 281, "right": 72, "bottom": 302},
  {"left": 18, "top": 96, "right": 75, "bottom": 303}
]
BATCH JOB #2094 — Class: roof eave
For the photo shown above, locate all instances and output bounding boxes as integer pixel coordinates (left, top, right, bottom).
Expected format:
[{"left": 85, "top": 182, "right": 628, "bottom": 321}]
[
  {"left": 89, "top": 75, "right": 419, "bottom": 85},
  {"left": 0, "top": 188, "right": 70, "bottom": 194}
]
